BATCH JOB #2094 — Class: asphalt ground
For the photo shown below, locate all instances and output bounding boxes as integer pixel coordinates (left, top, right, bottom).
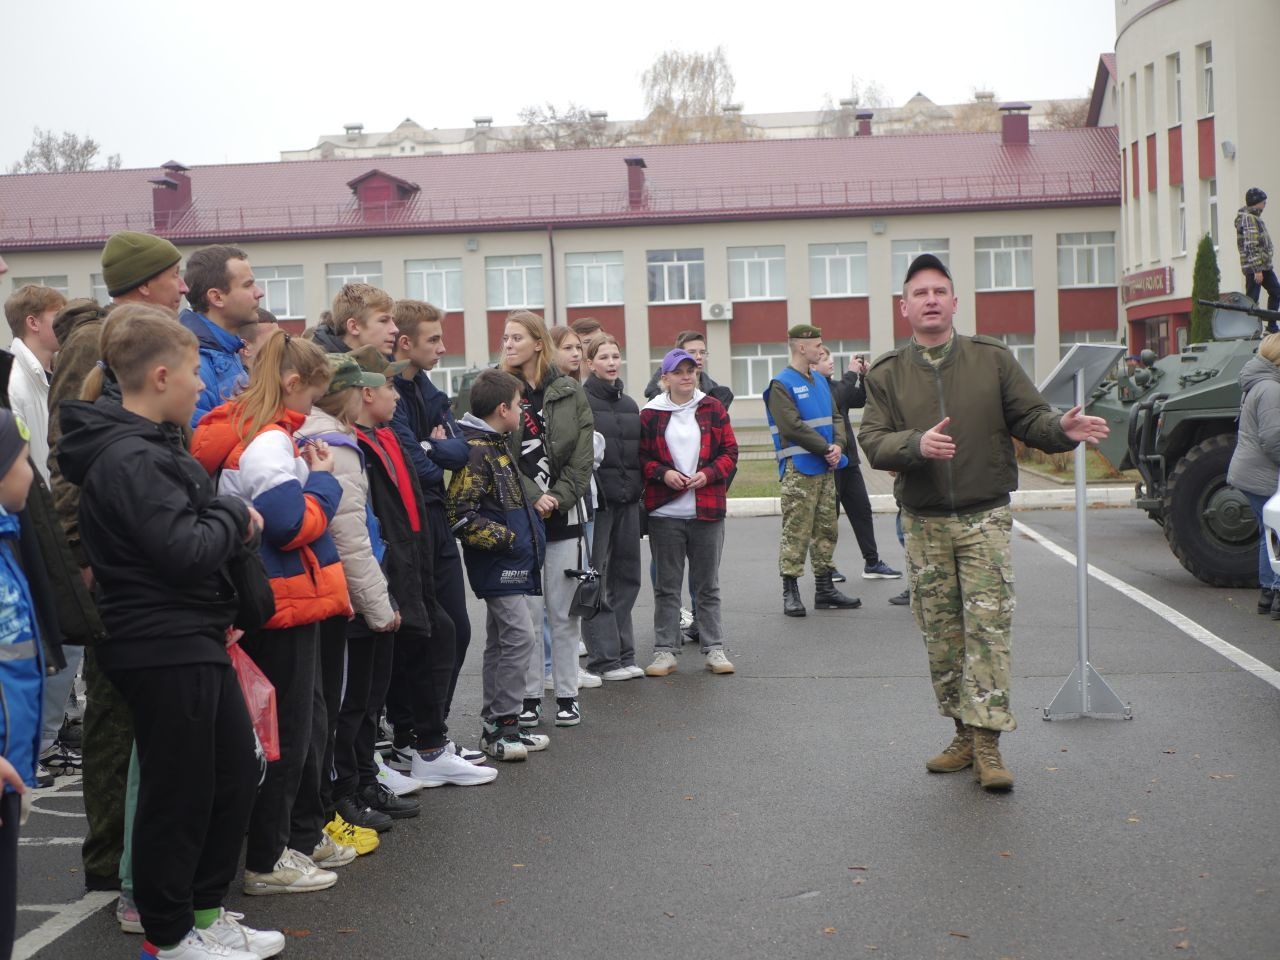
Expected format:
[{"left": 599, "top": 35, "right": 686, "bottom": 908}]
[{"left": 14, "top": 507, "right": 1280, "bottom": 960}]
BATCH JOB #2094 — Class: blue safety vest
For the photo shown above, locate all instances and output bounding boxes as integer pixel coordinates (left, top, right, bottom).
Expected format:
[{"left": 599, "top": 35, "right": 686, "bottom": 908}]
[{"left": 764, "top": 366, "right": 847, "bottom": 479}]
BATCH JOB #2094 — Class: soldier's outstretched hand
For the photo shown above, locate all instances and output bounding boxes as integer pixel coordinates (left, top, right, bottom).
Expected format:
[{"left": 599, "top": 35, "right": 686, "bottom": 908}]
[
  {"left": 919, "top": 417, "right": 956, "bottom": 460},
  {"left": 1060, "top": 405, "right": 1110, "bottom": 444}
]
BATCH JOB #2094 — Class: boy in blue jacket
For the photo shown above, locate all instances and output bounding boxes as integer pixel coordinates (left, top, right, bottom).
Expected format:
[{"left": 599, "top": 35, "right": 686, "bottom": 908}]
[
  {"left": 0, "top": 410, "right": 40, "bottom": 960},
  {"left": 446, "top": 369, "right": 549, "bottom": 762}
]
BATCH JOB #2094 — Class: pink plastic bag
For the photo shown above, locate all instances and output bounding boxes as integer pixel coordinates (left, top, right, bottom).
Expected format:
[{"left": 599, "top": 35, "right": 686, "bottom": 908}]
[{"left": 228, "top": 642, "right": 280, "bottom": 762}]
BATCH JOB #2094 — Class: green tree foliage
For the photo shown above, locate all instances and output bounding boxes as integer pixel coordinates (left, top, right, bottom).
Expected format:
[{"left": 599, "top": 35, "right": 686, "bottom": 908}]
[{"left": 1189, "top": 233, "right": 1220, "bottom": 344}]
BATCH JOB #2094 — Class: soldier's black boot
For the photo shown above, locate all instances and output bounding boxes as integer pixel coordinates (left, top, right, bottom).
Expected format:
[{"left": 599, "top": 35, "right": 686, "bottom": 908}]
[
  {"left": 1260, "top": 588, "right": 1276, "bottom": 615},
  {"left": 782, "top": 576, "right": 806, "bottom": 617},
  {"left": 814, "top": 572, "right": 861, "bottom": 609}
]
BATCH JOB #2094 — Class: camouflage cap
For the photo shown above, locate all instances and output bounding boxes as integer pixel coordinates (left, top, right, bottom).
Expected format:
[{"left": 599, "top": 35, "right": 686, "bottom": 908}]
[
  {"left": 787, "top": 324, "right": 822, "bottom": 339},
  {"left": 324, "top": 353, "right": 384, "bottom": 395},
  {"left": 349, "top": 344, "right": 409, "bottom": 379}
]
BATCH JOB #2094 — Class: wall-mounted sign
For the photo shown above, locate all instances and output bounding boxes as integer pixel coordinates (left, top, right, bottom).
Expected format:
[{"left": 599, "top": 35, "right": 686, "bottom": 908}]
[{"left": 1121, "top": 266, "right": 1173, "bottom": 303}]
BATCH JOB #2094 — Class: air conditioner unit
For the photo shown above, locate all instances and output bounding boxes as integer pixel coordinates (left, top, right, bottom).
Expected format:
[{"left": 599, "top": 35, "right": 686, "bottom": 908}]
[{"left": 701, "top": 300, "right": 733, "bottom": 321}]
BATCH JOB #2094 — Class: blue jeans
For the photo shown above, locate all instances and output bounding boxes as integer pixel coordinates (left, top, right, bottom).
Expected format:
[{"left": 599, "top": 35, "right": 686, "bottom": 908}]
[{"left": 1245, "top": 491, "right": 1280, "bottom": 589}]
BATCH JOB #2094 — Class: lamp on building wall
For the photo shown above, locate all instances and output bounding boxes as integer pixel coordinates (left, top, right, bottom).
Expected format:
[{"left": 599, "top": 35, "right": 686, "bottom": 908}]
[
  {"left": 871, "top": 220, "right": 887, "bottom": 235},
  {"left": 465, "top": 237, "right": 479, "bottom": 251},
  {"left": 1221, "top": 140, "right": 1237, "bottom": 160}
]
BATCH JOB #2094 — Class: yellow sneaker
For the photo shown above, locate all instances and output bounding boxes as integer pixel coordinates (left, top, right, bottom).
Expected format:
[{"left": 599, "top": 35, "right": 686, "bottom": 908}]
[{"left": 324, "top": 813, "right": 380, "bottom": 855}]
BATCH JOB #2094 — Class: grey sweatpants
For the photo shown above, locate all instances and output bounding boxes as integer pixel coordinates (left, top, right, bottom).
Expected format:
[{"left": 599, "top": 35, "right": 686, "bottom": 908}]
[
  {"left": 582, "top": 502, "right": 642, "bottom": 673},
  {"left": 483, "top": 595, "right": 538, "bottom": 722},
  {"left": 648, "top": 516, "right": 725, "bottom": 654},
  {"left": 525, "top": 538, "right": 582, "bottom": 699}
]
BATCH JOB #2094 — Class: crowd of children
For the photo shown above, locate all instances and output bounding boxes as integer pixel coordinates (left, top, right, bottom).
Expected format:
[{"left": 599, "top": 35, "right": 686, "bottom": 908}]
[{"left": 0, "top": 232, "right": 743, "bottom": 960}]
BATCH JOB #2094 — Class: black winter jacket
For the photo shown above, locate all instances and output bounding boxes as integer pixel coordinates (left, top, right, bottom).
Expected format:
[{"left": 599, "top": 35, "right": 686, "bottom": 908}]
[
  {"left": 56, "top": 398, "right": 251, "bottom": 670},
  {"left": 583, "top": 375, "right": 642, "bottom": 506},
  {"left": 826, "top": 369, "right": 866, "bottom": 465}
]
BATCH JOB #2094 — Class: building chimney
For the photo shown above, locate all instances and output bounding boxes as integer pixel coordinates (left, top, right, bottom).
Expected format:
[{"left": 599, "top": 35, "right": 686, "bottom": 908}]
[
  {"left": 473, "top": 116, "right": 492, "bottom": 154},
  {"left": 343, "top": 122, "right": 363, "bottom": 142},
  {"left": 999, "top": 102, "right": 1031, "bottom": 145},
  {"left": 624, "top": 157, "right": 647, "bottom": 210},
  {"left": 855, "top": 110, "right": 874, "bottom": 136},
  {"left": 149, "top": 160, "right": 192, "bottom": 232}
]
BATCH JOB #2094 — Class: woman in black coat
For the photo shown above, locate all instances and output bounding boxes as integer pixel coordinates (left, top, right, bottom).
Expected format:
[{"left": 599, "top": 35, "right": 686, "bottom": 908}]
[{"left": 580, "top": 336, "right": 644, "bottom": 680}]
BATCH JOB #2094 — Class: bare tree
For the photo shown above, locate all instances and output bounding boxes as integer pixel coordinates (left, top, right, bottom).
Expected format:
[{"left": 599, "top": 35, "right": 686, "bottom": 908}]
[
  {"left": 1042, "top": 92, "right": 1092, "bottom": 129},
  {"left": 634, "top": 47, "right": 756, "bottom": 144},
  {"left": 499, "top": 103, "right": 630, "bottom": 151},
  {"left": 817, "top": 76, "right": 893, "bottom": 137},
  {"left": 950, "top": 91, "right": 1001, "bottom": 133},
  {"left": 9, "top": 127, "right": 121, "bottom": 174}
]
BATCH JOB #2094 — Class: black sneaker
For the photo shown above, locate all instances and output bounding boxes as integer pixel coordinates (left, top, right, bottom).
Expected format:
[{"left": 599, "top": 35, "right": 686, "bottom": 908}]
[
  {"left": 830, "top": 569, "right": 847, "bottom": 583},
  {"left": 40, "top": 740, "right": 82, "bottom": 771},
  {"left": 334, "top": 795, "right": 394, "bottom": 833},
  {"left": 359, "top": 783, "right": 420, "bottom": 820},
  {"left": 57, "top": 717, "right": 83, "bottom": 748},
  {"left": 888, "top": 589, "right": 910, "bottom": 606},
  {"left": 554, "top": 698, "right": 581, "bottom": 727},
  {"left": 518, "top": 698, "right": 542, "bottom": 728}
]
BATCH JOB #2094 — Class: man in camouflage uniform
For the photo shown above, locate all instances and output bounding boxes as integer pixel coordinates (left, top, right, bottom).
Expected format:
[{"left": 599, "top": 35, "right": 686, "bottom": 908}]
[
  {"left": 764, "top": 324, "right": 861, "bottom": 616},
  {"left": 859, "top": 254, "right": 1109, "bottom": 790}
]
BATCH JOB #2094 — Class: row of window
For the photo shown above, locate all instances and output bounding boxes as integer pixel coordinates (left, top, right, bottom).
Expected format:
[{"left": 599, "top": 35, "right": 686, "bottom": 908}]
[
  {"left": 1126, "top": 176, "right": 1218, "bottom": 270},
  {"left": 12, "top": 233, "right": 1118, "bottom": 320},
  {"left": 1124, "top": 42, "right": 1213, "bottom": 138}
]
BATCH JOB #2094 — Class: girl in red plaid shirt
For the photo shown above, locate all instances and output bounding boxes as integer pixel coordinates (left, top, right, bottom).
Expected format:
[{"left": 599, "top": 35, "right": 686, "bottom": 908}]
[{"left": 639, "top": 349, "right": 738, "bottom": 678}]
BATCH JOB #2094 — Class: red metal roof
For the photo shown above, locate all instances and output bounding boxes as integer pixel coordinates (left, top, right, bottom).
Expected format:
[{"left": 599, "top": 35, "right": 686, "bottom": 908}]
[{"left": 0, "top": 128, "right": 1120, "bottom": 251}]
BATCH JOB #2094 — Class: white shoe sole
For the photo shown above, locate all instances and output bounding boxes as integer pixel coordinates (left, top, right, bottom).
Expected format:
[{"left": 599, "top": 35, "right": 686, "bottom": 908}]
[
  {"left": 242, "top": 874, "right": 338, "bottom": 896},
  {"left": 413, "top": 768, "right": 499, "bottom": 787},
  {"left": 861, "top": 571, "right": 903, "bottom": 579}
]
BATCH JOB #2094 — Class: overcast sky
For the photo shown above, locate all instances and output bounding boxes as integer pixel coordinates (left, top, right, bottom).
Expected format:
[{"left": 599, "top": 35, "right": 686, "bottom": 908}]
[{"left": 4, "top": 0, "right": 1118, "bottom": 171}]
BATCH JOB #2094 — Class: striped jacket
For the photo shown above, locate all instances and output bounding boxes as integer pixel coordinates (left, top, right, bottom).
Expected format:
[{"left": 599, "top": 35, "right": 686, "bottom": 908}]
[{"left": 192, "top": 404, "right": 351, "bottom": 629}]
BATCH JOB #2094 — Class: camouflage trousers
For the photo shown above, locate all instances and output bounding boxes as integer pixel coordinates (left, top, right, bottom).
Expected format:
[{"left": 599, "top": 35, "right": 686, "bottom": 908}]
[
  {"left": 81, "top": 645, "right": 134, "bottom": 884},
  {"left": 902, "top": 506, "right": 1017, "bottom": 732},
  {"left": 778, "top": 462, "right": 838, "bottom": 578}
]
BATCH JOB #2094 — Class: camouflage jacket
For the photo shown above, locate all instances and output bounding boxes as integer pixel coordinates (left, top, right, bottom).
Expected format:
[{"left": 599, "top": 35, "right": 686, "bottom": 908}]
[{"left": 1235, "top": 205, "right": 1274, "bottom": 273}]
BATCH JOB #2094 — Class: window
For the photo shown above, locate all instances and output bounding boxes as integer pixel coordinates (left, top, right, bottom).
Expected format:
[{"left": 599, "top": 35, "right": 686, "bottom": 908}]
[
  {"left": 426, "top": 355, "right": 467, "bottom": 396},
  {"left": 1127, "top": 74, "right": 1138, "bottom": 135},
  {"left": 974, "top": 236, "right": 1033, "bottom": 290},
  {"left": 405, "top": 258, "right": 462, "bottom": 311},
  {"left": 727, "top": 245, "right": 786, "bottom": 300},
  {"left": 1205, "top": 178, "right": 1219, "bottom": 248},
  {"left": 1143, "top": 63, "right": 1155, "bottom": 134},
  {"left": 891, "top": 240, "right": 950, "bottom": 287},
  {"left": 485, "top": 255, "right": 543, "bottom": 309},
  {"left": 1197, "top": 43, "right": 1214, "bottom": 116},
  {"left": 1060, "top": 328, "right": 1121, "bottom": 360},
  {"left": 1056, "top": 233, "right": 1117, "bottom": 287},
  {"left": 1168, "top": 52, "right": 1182, "bottom": 124},
  {"left": 255, "top": 265, "right": 305, "bottom": 319},
  {"left": 999, "top": 333, "right": 1035, "bottom": 374},
  {"left": 822, "top": 338, "right": 872, "bottom": 376},
  {"left": 1173, "top": 186, "right": 1187, "bottom": 255},
  {"left": 809, "top": 242, "right": 868, "bottom": 297},
  {"left": 326, "top": 261, "right": 382, "bottom": 300},
  {"left": 565, "top": 252, "right": 624, "bottom": 306},
  {"left": 90, "top": 273, "right": 108, "bottom": 304},
  {"left": 1148, "top": 198, "right": 1160, "bottom": 263},
  {"left": 646, "top": 249, "right": 705, "bottom": 303},
  {"left": 730, "top": 342, "right": 789, "bottom": 397},
  {"left": 11, "top": 275, "right": 68, "bottom": 295}
]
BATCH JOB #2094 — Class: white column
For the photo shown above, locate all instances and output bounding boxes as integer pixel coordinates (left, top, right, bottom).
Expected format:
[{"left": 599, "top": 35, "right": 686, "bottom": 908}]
[{"left": 462, "top": 249, "right": 489, "bottom": 367}]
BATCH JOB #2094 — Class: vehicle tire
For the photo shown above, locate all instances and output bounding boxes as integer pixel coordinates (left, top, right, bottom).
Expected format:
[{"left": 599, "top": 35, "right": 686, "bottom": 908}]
[{"left": 1162, "top": 434, "right": 1258, "bottom": 587}]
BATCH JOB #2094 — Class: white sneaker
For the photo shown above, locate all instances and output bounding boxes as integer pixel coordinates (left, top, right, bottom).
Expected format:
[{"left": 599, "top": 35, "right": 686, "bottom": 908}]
[
  {"left": 624, "top": 664, "right": 646, "bottom": 679},
  {"left": 242, "top": 847, "right": 337, "bottom": 896},
  {"left": 645, "top": 651, "right": 678, "bottom": 677},
  {"left": 705, "top": 648, "right": 735, "bottom": 674},
  {"left": 578, "top": 640, "right": 588, "bottom": 657},
  {"left": 577, "top": 667, "right": 603, "bottom": 688},
  {"left": 312, "top": 833, "right": 357, "bottom": 868},
  {"left": 376, "top": 755, "right": 425, "bottom": 796},
  {"left": 446, "top": 740, "right": 488, "bottom": 765},
  {"left": 516, "top": 728, "right": 551, "bottom": 752},
  {"left": 152, "top": 928, "right": 256, "bottom": 959},
  {"left": 410, "top": 747, "right": 499, "bottom": 787},
  {"left": 600, "top": 667, "right": 633, "bottom": 681},
  {"left": 205, "top": 909, "right": 286, "bottom": 958}
]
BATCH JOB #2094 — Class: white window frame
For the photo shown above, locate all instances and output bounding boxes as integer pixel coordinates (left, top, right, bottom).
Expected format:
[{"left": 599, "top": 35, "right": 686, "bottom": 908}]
[
  {"left": 1206, "top": 178, "right": 1219, "bottom": 249},
  {"left": 1168, "top": 52, "right": 1182, "bottom": 125},
  {"left": 1143, "top": 63, "right": 1156, "bottom": 135},
  {"left": 1056, "top": 232, "right": 1117, "bottom": 288},
  {"left": 326, "top": 261, "right": 383, "bottom": 301},
  {"left": 1174, "top": 186, "right": 1187, "bottom": 256},
  {"left": 999, "top": 333, "right": 1035, "bottom": 375},
  {"left": 11, "top": 275, "right": 69, "bottom": 295},
  {"left": 90, "top": 273, "right": 108, "bottom": 305},
  {"left": 1197, "top": 43, "right": 1214, "bottom": 116},
  {"left": 405, "top": 258, "right": 462, "bottom": 311},
  {"left": 729, "top": 342, "right": 790, "bottom": 397},
  {"left": 254, "top": 265, "right": 305, "bottom": 319},
  {"left": 485, "top": 254, "right": 544, "bottom": 310},
  {"left": 1148, "top": 197, "right": 1160, "bottom": 264},
  {"left": 565, "top": 251, "right": 624, "bottom": 307},
  {"left": 426, "top": 356, "right": 467, "bottom": 396},
  {"left": 808, "top": 243, "right": 868, "bottom": 298},
  {"left": 974, "top": 236, "right": 1033, "bottom": 291},
  {"left": 646, "top": 249, "right": 705, "bottom": 304},
  {"left": 891, "top": 240, "right": 950, "bottom": 287},
  {"left": 727, "top": 245, "right": 786, "bottom": 301},
  {"left": 1060, "top": 328, "right": 1120, "bottom": 360}
]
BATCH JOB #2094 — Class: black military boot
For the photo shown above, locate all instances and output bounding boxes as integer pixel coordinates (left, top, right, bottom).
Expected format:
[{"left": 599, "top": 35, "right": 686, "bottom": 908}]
[
  {"left": 1259, "top": 588, "right": 1275, "bottom": 615},
  {"left": 782, "top": 576, "right": 806, "bottom": 617},
  {"left": 814, "top": 572, "right": 861, "bottom": 610}
]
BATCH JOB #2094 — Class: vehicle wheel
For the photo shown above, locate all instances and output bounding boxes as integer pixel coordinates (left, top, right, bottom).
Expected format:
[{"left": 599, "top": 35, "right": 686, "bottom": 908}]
[{"left": 1162, "top": 434, "right": 1257, "bottom": 587}]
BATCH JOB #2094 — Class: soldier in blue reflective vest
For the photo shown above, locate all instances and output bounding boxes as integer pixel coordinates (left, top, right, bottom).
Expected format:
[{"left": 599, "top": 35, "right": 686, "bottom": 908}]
[{"left": 764, "top": 324, "right": 862, "bottom": 617}]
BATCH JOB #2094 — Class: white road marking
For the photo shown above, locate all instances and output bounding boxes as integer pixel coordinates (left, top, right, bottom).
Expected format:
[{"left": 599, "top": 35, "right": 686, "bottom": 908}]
[
  {"left": 10, "top": 891, "right": 115, "bottom": 960},
  {"left": 17, "top": 837, "right": 83, "bottom": 847},
  {"left": 1015, "top": 519, "right": 1280, "bottom": 693}
]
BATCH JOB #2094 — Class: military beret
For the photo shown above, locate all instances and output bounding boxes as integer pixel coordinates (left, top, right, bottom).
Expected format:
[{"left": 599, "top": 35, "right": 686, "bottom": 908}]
[{"left": 787, "top": 324, "right": 822, "bottom": 339}]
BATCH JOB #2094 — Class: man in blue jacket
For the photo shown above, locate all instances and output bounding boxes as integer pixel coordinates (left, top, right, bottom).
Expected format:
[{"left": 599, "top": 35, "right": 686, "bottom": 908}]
[
  {"left": 179, "top": 245, "right": 263, "bottom": 426},
  {"left": 387, "top": 300, "right": 478, "bottom": 763}
]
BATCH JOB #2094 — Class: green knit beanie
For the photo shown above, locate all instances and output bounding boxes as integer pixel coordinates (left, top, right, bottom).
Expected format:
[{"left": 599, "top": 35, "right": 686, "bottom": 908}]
[{"left": 101, "top": 231, "right": 182, "bottom": 297}]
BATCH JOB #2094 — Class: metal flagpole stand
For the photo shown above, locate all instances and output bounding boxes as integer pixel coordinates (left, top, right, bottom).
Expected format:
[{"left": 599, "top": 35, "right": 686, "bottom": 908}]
[{"left": 1037, "top": 344, "right": 1133, "bottom": 721}]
